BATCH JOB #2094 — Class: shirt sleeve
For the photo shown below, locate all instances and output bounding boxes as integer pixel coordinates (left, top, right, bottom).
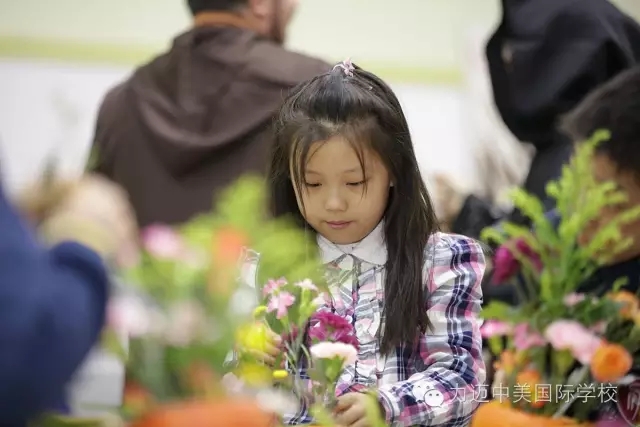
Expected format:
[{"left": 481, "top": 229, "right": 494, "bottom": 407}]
[
  {"left": 0, "top": 184, "right": 108, "bottom": 424},
  {"left": 377, "top": 233, "right": 486, "bottom": 427}
]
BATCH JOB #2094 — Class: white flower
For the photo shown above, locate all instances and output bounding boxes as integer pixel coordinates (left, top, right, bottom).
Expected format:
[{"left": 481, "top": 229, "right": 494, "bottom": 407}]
[
  {"left": 164, "top": 301, "right": 206, "bottom": 346},
  {"left": 295, "top": 279, "right": 318, "bottom": 291},
  {"left": 107, "top": 295, "right": 162, "bottom": 337},
  {"left": 312, "top": 292, "right": 330, "bottom": 307},
  {"left": 310, "top": 342, "right": 358, "bottom": 366}
]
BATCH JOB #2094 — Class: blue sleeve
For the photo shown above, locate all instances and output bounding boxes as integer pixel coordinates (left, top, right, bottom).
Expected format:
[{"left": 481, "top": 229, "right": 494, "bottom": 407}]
[{"left": 0, "top": 185, "right": 109, "bottom": 424}]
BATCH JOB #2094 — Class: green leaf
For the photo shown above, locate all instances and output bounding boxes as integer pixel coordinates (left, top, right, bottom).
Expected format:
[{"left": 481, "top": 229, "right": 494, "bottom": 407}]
[
  {"left": 30, "top": 414, "right": 116, "bottom": 427},
  {"left": 101, "top": 328, "right": 127, "bottom": 362},
  {"left": 481, "top": 301, "right": 515, "bottom": 321}
]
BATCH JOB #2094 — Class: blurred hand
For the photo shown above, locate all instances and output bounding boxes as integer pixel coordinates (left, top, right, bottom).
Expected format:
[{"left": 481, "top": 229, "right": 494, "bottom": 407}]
[
  {"left": 334, "top": 392, "right": 380, "bottom": 427},
  {"left": 17, "top": 174, "right": 139, "bottom": 266},
  {"left": 235, "top": 322, "right": 282, "bottom": 367}
]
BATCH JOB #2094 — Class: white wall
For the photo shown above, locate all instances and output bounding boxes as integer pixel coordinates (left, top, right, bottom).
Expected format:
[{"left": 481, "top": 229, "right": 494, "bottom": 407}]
[{"left": 0, "top": 59, "right": 470, "bottom": 195}]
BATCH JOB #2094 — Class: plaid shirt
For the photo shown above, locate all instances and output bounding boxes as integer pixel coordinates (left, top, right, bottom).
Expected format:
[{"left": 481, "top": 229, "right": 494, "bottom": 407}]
[{"left": 242, "top": 225, "right": 486, "bottom": 427}]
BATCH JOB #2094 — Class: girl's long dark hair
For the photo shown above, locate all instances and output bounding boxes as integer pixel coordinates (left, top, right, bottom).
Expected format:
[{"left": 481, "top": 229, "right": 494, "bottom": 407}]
[{"left": 267, "top": 63, "right": 439, "bottom": 354}]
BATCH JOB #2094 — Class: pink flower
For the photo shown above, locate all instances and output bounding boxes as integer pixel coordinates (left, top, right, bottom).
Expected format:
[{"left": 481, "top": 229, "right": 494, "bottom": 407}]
[
  {"left": 492, "top": 238, "right": 542, "bottom": 284},
  {"left": 563, "top": 293, "right": 586, "bottom": 307},
  {"left": 310, "top": 342, "right": 358, "bottom": 365},
  {"left": 515, "top": 238, "right": 543, "bottom": 271},
  {"left": 141, "top": 224, "right": 185, "bottom": 259},
  {"left": 480, "top": 320, "right": 512, "bottom": 338},
  {"left": 267, "top": 291, "right": 295, "bottom": 319},
  {"left": 263, "top": 278, "right": 287, "bottom": 297},
  {"left": 309, "top": 312, "right": 359, "bottom": 350},
  {"left": 595, "top": 418, "right": 630, "bottom": 427},
  {"left": 295, "top": 279, "right": 318, "bottom": 292},
  {"left": 513, "top": 323, "right": 546, "bottom": 351},
  {"left": 544, "top": 320, "right": 603, "bottom": 365},
  {"left": 492, "top": 245, "right": 519, "bottom": 284}
]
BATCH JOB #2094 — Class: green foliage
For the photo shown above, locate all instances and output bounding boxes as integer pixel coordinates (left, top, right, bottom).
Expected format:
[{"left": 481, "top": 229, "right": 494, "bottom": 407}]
[
  {"left": 480, "top": 130, "right": 640, "bottom": 423},
  {"left": 95, "top": 176, "right": 328, "bottom": 414},
  {"left": 482, "top": 130, "right": 640, "bottom": 307}
]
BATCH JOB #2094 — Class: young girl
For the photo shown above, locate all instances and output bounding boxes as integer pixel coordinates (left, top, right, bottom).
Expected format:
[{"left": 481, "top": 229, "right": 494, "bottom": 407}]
[{"left": 244, "top": 60, "right": 486, "bottom": 427}]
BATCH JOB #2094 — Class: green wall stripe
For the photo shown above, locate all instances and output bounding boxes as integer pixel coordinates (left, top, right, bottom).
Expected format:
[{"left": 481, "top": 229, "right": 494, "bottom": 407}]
[{"left": 0, "top": 35, "right": 463, "bottom": 85}]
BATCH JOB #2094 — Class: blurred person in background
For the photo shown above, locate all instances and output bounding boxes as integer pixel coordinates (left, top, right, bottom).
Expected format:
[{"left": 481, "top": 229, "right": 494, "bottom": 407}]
[
  {"left": 437, "top": 0, "right": 640, "bottom": 239},
  {"left": 0, "top": 174, "right": 137, "bottom": 425},
  {"left": 89, "top": 0, "right": 329, "bottom": 228},
  {"left": 434, "top": 26, "right": 533, "bottom": 237}
]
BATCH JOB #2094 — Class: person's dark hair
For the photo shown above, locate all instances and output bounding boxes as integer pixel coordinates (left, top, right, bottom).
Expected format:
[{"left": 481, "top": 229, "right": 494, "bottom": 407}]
[
  {"left": 187, "top": 0, "right": 246, "bottom": 14},
  {"left": 561, "top": 65, "right": 640, "bottom": 178},
  {"left": 268, "top": 62, "right": 440, "bottom": 354}
]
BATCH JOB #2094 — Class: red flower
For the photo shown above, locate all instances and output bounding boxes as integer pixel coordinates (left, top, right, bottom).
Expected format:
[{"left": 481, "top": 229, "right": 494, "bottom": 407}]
[
  {"left": 492, "top": 238, "right": 542, "bottom": 284},
  {"left": 308, "top": 312, "right": 359, "bottom": 350}
]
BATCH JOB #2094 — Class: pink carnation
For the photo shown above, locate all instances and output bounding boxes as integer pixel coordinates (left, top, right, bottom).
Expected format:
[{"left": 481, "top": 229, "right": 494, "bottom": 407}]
[
  {"left": 309, "top": 312, "right": 359, "bottom": 350},
  {"left": 492, "top": 238, "right": 542, "bottom": 284},
  {"left": 544, "top": 320, "right": 603, "bottom": 365},
  {"left": 480, "top": 320, "right": 512, "bottom": 338},
  {"left": 513, "top": 323, "right": 546, "bottom": 351},
  {"left": 267, "top": 291, "right": 295, "bottom": 319},
  {"left": 141, "top": 224, "right": 185, "bottom": 259},
  {"left": 263, "top": 278, "right": 287, "bottom": 296}
]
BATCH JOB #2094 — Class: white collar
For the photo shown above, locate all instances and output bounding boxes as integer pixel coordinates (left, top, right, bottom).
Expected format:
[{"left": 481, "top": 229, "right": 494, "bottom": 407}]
[{"left": 317, "top": 221, "right": 387, "bottom": 266}]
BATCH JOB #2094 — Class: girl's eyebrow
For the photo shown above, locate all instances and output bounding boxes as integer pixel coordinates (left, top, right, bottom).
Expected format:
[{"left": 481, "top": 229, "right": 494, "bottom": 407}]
[{"left": 306, "top": 167, "right": 361, "bottom": 175}]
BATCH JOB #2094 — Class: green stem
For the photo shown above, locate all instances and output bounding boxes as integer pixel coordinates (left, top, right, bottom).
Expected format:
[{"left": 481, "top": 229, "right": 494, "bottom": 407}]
[{"left": 551, "top": 366, "right": 590, "bottom": 419}]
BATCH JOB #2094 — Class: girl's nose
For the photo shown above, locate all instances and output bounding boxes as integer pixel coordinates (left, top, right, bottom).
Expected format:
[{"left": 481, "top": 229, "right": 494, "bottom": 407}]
[{"left": 324, "top": 190, "right": 347, "bottom": 212}]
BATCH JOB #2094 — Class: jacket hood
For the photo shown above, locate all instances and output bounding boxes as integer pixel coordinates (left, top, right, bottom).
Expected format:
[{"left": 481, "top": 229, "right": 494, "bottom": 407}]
[
  {"left": 125, "top": 26, "right": 301, "bottom": 176},
  {"left": 486, "top": 0, "right": 640, "bottom": 149}
]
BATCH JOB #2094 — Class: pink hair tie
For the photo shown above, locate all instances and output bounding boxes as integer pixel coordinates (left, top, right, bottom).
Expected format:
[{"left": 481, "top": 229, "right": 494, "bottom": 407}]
[{"left": 333, "top": 58, "right": 355, "bottom": 77}]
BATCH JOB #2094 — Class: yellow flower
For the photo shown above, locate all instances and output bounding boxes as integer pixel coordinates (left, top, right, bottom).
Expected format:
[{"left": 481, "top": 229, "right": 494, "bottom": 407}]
[
  {"left": 272, "top": 370, "right": 288, "bottom": 380},
  {"left": 235, "top": 362, "right": 272, "bottom": 387},
  {"left": 253, "top": 305, "right": 268, "bottom": 319},
  {"left": 236, "top": 322, "right": 270, "bottom": 353}
]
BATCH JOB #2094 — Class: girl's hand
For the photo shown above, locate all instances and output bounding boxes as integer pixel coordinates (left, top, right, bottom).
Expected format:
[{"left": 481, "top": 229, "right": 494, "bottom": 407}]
[
  {"left": 334, "top": 392, "right": 383, "bottom": 427},
  {"left": 238, "top": 325, "right": 282, "bottom": 367}
]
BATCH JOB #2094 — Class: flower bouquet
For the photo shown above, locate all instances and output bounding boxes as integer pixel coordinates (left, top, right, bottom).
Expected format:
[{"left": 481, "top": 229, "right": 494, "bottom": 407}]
[
  {"left": 247, "top": 271, "right": 383, "bottom": 426},
  {"left": 474, "top": 130, "right": 640, "bottom": 427}
]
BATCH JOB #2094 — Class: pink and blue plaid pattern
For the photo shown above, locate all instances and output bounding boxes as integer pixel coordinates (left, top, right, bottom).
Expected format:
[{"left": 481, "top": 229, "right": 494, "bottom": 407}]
[{"left": 243, "top": 228, "right": 486, "bottom": 426}]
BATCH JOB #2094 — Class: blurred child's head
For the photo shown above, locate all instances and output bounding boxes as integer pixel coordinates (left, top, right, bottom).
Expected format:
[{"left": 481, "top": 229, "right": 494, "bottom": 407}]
[
  {"left": 562, "top": 66, "right": 640, "bottom": 263},
  {"left": 268, "top": 60, "right": 439, "bottom": 352}
]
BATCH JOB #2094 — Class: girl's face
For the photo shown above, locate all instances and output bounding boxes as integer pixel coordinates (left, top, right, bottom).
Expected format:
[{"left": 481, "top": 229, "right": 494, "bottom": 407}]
[{"left": 291, "top": 137, "right": 391, "bottom": 245}]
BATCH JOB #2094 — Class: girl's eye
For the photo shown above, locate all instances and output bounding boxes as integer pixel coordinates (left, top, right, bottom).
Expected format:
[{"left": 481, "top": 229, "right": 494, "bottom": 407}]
[
  {"left": 347, "top": 180, "right": 366, "bottom": 187},
  {"left": 304, "top": 182, "right": 321, "bottom": 188}
]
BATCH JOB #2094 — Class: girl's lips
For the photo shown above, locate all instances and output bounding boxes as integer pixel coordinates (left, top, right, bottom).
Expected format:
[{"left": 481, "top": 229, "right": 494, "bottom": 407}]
[{"left": 326, "top": 221, "right": 352, "bottom": 230}]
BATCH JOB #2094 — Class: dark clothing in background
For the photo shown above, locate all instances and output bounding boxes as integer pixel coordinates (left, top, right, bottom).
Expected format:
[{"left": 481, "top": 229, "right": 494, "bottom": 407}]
[
  {"left": 0, "top": 183, "right": 108, "bottom": 426},
  {"left": 487, "top": 0, "right": 640, "bottom": 155},
  {"left": 91, "top": 25, "right": 329, "bottom": 227},
  {"left": 452, "top": 0, "right": 640, "bottom": 239}
]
